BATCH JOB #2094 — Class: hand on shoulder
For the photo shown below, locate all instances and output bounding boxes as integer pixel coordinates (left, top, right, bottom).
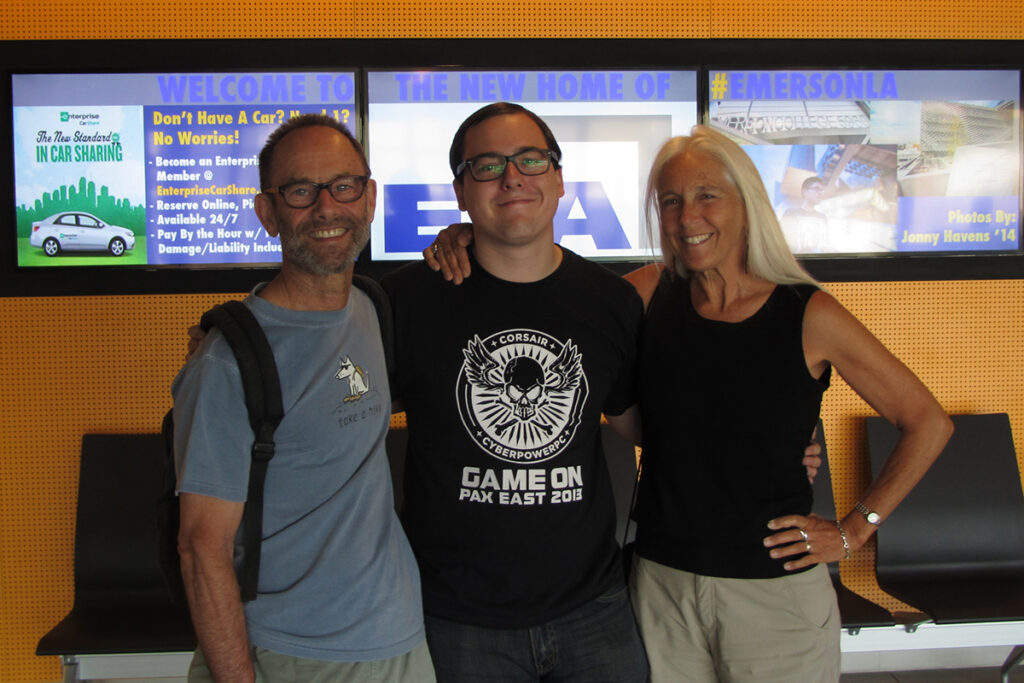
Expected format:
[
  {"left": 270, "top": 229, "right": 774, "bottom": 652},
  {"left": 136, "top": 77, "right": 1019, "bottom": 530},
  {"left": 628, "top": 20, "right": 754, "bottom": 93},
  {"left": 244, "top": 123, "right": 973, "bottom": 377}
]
[{"left": 423, "top": 223, "right": 474, "bottom": 284}]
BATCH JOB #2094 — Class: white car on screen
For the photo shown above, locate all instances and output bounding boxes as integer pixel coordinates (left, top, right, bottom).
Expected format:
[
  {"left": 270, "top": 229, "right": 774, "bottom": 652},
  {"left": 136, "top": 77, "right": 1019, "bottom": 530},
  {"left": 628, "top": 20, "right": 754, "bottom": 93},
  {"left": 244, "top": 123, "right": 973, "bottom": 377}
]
[{"left": 30, "top": 211, "right": 136, "bottom": 257}]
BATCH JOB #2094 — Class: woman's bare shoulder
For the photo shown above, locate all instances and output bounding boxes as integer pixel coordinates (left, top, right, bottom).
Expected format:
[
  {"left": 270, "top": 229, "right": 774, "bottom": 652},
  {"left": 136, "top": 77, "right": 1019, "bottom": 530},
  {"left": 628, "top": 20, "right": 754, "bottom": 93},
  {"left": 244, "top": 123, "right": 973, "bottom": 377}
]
[{"left": 624, "top": 263, "right": 665, "bottom": 309}]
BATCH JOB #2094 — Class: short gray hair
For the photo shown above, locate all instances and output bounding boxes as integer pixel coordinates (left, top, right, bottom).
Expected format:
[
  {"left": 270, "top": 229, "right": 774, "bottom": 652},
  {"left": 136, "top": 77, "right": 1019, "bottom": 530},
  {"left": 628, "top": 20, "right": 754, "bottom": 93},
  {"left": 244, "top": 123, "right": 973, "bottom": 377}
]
[{"left": 258, "top": 114, "right": 369, "bottom": 190}]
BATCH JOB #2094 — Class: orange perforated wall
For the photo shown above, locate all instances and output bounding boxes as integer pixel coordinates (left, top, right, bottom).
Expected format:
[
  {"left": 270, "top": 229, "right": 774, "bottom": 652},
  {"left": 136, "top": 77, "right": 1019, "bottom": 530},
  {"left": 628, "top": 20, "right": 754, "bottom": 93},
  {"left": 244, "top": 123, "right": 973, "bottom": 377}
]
[
  {"left": 820, "top": 281, "right": 1024, "bottom": 605},
  {"left": 1, "top": 5, "right": 1022, "bottom": 682}
]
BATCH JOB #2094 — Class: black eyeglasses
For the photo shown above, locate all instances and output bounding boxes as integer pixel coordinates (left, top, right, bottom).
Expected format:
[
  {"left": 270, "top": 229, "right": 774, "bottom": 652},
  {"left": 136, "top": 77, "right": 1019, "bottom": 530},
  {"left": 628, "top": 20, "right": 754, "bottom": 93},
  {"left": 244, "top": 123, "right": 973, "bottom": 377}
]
[
  {"left": 455, "top": 148, "right": 559, "bottom": 182},
  {"left": 263, "top": 175, "right": 368, "bottom": 209}
]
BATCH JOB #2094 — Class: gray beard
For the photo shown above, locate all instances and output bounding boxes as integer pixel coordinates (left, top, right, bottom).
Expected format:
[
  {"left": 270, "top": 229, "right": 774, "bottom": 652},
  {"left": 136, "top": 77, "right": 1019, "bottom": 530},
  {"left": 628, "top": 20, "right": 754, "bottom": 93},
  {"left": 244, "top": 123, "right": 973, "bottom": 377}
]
[{"left": 282, "top": 216, "right": 370, "bottom": 276}]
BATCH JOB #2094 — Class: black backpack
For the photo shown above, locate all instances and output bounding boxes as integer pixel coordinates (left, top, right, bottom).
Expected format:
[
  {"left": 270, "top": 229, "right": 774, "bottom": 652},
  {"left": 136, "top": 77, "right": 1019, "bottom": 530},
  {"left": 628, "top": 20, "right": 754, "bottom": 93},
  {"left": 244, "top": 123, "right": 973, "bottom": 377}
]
[{"left": 159, "top": 275, "right": 393, "bottom": 604}]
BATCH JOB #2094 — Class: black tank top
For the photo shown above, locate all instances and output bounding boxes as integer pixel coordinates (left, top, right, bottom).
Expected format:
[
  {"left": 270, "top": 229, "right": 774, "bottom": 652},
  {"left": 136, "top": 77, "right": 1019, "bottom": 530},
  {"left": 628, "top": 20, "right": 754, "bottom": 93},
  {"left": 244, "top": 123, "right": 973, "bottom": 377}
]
[{"left": 635, "top": 273, "right": 830, "bottom": 578}]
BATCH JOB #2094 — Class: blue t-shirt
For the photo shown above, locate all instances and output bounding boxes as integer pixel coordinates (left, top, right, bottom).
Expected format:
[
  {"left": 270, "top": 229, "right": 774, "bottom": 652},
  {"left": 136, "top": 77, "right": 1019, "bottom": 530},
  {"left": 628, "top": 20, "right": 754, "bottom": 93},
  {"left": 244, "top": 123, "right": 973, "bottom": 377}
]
[{"left": 172, "top": 284, "right": 424, "bottom": 662}]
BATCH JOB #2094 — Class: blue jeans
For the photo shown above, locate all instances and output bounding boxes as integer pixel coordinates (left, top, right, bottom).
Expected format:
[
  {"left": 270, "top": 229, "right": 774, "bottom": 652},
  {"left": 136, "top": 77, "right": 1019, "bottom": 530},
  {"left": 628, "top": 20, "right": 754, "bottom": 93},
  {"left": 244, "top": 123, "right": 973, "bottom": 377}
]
[{"left": 424, "top": 584, "right": 649, "bottom": 682}]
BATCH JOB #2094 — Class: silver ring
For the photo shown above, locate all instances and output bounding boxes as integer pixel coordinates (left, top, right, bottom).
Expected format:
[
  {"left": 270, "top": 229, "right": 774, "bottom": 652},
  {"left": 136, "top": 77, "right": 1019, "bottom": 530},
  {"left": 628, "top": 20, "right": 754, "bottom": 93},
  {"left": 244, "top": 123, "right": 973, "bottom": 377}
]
[
  {"left": 805, "top": 541, "right": 812, "bottom": 553},
  {"left": 798, "top": 529, "right": 809, "bottom": 542},
  {"left": 431, "top": 244, "right": 440, "bottom": 255}
]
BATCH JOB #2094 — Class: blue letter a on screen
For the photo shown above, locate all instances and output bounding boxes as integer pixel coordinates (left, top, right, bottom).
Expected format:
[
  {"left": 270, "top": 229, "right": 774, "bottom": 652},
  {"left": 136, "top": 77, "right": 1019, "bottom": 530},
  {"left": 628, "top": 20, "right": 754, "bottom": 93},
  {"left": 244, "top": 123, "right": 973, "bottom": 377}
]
[{"left": 555, "top": 182, "right": 630, "bottom": 249}]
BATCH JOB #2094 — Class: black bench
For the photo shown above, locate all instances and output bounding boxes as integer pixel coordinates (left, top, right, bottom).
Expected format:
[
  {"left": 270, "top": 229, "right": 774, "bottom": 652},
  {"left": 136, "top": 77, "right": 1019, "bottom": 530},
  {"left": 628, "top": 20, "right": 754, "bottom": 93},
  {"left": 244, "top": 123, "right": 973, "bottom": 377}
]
[
  {"left": 866, "top": 413, "right": 1024, "bottom": 681},
  {"left": 36, "top": 434, "right": 196, "bottom": 682}
]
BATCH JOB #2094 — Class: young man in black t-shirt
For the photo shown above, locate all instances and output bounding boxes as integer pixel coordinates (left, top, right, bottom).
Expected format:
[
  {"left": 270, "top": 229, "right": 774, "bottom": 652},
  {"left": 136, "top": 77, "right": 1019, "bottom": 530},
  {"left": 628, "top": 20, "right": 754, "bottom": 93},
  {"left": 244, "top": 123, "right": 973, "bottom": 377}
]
[{"left": 382, "top": 103, "right": 649, "bottom": 682}]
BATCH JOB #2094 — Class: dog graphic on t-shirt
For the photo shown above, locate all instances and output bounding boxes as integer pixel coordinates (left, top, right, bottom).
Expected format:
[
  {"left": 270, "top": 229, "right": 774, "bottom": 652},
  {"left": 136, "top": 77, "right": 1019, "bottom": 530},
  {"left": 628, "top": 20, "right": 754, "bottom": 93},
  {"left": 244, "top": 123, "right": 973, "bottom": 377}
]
[{"left": 335, "top": 356, "right": 369, "bottom": 401}]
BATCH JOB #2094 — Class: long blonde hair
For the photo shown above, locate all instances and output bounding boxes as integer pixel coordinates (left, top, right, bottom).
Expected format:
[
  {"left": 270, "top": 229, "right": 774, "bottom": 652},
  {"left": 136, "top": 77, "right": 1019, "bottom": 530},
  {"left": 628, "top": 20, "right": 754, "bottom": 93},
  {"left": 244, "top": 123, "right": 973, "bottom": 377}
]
[{"left": 645, "top": 125, "right": 819, "bottom": 288}]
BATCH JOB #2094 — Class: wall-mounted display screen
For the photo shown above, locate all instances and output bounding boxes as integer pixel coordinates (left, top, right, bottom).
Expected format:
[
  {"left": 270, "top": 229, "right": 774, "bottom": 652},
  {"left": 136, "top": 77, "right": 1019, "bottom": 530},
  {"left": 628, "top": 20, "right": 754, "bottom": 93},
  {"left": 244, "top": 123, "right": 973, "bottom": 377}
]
[
  {"left": 708, "top": 69, "right": 1020, "bottom": 257},
  {"left": 367, "top": 69, "right": 698, "bottom": 261},
  {"left": 2, "top": 39, "right": 1022, "bottom": 294},
  {"left": 13, "top": 71, "right": 356, "bottom": 268}
]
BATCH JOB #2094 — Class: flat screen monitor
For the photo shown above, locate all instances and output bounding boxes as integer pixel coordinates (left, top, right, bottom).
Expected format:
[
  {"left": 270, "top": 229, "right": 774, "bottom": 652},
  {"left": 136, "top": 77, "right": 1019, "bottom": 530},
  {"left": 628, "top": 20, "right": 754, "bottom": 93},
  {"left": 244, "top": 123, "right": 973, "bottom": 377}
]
[
  {"left": 707, "top": 68, "right": 1021, "bottom": 258},
  {"left": 12, "top": 71, "right": 356, "bottom": 271},
  {"left": 367, "top": 69, "right": 698, "bottom": 261},
  {"left": 2, "top": 39, "right": 1022, "bottom": 294}
]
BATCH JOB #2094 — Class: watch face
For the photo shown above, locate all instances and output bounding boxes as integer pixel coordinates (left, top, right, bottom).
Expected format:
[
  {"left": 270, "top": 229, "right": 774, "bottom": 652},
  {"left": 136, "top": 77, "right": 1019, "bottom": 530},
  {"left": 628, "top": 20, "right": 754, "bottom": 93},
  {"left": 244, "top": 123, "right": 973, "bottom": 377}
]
[{"left": 856, "top": 502, "right": 881, "bottom": 525}]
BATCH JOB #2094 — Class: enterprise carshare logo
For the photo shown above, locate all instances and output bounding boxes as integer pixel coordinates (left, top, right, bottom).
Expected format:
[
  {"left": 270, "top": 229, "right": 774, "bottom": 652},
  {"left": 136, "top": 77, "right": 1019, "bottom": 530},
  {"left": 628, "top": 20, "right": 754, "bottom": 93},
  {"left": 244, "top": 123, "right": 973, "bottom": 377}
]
[{"left": 60, "top": 111, "right": 101, "bottom": 126}]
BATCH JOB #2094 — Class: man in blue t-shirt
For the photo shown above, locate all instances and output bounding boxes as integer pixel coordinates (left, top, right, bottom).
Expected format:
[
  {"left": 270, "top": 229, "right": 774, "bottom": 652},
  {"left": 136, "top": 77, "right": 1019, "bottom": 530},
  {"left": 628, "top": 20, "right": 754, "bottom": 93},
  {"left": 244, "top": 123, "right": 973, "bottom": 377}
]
[{"left": 173, "top": 114, "right": 433, "bottom": 683}]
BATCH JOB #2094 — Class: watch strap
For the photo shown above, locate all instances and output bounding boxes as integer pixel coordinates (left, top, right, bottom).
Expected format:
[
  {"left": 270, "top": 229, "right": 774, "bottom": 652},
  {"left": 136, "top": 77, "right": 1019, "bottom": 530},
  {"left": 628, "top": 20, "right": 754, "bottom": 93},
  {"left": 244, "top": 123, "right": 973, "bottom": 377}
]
[{"left": 854, "top": 501, "right": 882, "bottom": 525}]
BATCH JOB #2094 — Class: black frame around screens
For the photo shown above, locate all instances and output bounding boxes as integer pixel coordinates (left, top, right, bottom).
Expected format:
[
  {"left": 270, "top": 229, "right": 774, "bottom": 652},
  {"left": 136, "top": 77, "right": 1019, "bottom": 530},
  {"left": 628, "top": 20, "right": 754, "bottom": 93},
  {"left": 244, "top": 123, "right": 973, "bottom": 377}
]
[{"left": 2, "top": 39, "right": 1022, "bottom": 296}]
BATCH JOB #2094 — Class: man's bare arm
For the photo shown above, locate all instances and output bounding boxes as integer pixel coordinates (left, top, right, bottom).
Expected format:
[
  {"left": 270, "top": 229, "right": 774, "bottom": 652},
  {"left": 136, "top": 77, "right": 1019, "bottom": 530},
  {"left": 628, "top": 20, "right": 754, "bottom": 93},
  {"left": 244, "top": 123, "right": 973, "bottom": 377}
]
[{"left": 179, "top": 492, "right": 254, "bottom": 683}]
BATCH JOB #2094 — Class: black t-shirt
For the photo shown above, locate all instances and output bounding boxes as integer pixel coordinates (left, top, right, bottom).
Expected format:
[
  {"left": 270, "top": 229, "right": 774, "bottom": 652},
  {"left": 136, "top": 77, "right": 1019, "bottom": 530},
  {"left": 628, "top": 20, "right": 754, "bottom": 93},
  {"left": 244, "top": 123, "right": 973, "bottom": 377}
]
[
  {"left": 635, "top": 273, "right": 830, "bottom": 579},
  {"left": 382, "top": 248, "right": 643, "bottom": 628}
]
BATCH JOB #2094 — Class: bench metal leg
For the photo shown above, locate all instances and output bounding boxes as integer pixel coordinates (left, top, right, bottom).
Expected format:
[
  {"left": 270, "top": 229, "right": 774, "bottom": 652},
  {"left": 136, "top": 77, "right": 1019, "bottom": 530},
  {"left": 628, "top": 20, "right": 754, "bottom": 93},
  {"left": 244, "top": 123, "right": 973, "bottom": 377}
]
[
  {"left": 60, "top": 655, "right": 80, "bottom": 683},
  {"left": 1003, "top": 645, "right": 1024, "bottom": 683}
]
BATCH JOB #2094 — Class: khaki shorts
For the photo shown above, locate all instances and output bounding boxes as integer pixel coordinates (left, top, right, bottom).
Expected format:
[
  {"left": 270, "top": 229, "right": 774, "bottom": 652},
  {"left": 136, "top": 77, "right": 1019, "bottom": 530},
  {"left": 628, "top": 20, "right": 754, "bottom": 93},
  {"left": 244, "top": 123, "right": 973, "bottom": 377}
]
[
  {"left": 630, "top": 557, "right": 839, "bottom": 683},
  {"left": 188, "top": 640, "right": 435, "bottom": 683}
]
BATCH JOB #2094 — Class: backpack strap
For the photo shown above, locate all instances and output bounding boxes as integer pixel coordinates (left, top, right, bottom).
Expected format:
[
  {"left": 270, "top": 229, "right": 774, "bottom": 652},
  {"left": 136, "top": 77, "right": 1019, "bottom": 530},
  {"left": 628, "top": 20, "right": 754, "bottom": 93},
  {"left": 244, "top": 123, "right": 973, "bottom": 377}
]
[
  {"left": 353, "top": 274, "right": 394, "bottom": 377},
  {"left": 200, "top": 300, "right": 283, "bottom": 603}
]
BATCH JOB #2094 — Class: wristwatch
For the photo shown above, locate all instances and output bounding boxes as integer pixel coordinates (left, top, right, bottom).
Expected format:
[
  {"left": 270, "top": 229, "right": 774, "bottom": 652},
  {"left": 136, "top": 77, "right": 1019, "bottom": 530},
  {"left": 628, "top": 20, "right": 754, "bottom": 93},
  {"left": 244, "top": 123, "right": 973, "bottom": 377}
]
[{"left": 854, "top": 502, "right": 882, "bottom": 525}]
